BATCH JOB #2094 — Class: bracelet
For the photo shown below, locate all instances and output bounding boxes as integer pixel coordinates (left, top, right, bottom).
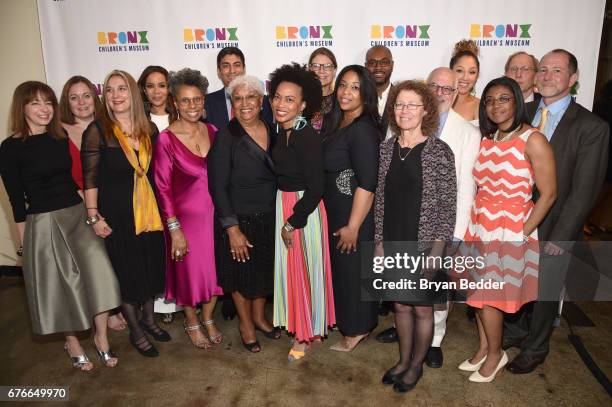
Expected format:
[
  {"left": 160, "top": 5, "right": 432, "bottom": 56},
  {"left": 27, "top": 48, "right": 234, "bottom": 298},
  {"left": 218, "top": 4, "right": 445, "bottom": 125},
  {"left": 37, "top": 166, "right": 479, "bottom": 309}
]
[
  {"left": 86, "top": 207, "right": 97, "bottom": 210},
  {"left": 283, "top": 222, "right": 295, "bottom": 233},
  {"left": 16, "top": 246, "right": 23, "bottom": 257},
  {"left": 167, "top": 219, "right": 181, "bottom": 231},
  {"left": 522, "top": 234, "right": 530, "bottom": 243},
  {"left": 86, "top": 215, "right": 100, "bottom": 225}
]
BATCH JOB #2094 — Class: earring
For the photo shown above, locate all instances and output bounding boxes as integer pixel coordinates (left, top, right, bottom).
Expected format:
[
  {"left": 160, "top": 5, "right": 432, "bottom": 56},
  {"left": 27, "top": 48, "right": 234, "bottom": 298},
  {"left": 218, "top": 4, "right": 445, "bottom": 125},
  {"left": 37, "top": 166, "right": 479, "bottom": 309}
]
[{"left": 293, "top": 112, "right": 307, "bottom": 131}]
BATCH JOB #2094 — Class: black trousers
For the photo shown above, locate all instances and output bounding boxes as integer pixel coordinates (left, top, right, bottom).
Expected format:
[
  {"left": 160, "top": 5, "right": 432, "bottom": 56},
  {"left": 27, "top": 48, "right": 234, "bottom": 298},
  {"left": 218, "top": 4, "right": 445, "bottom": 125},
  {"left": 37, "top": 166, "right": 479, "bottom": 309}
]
[{"left": 503, "top": 251, "right": 572, "bottom": 359}]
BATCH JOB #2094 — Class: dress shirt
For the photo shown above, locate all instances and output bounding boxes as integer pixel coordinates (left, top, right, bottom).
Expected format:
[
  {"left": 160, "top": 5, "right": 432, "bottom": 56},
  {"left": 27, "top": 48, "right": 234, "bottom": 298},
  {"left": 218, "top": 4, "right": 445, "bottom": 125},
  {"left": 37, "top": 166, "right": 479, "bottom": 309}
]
[
  {"left": 531, "top": 94, "right": 572, "bottom": 140},
  {"left": 378, "top": 83, "right": 391, "bottom": 116},
  {"left": 436, "top": 110, "right": 450, "bottom": 138}
]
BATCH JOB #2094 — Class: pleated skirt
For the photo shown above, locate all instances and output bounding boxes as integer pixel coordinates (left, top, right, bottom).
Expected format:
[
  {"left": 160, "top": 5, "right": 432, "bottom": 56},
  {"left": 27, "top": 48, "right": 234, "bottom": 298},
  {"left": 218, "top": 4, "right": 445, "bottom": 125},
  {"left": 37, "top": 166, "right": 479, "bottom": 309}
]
[
  {"left": 273, "top": 191, "right": 335, "bottom": 342},
  {"left": 22, "top": 203, "right": 122, "bottom": 335}
]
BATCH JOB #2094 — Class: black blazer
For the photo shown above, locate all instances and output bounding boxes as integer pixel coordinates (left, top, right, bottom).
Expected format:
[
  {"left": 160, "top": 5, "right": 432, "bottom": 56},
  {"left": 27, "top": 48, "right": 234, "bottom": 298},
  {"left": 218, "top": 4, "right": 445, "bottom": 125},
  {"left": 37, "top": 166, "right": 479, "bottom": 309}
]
[
  {"left": 379, "top": 84, "right": 394, "bottom": 139},
  {"left": 527, "top": 99, "right": 609, "bottom": 241},
  {"left": 205, "top": 87, "right": 274, "bottom": 132},
  {"left": 208, "top": 118, "right": 277, "bottom": 229}
]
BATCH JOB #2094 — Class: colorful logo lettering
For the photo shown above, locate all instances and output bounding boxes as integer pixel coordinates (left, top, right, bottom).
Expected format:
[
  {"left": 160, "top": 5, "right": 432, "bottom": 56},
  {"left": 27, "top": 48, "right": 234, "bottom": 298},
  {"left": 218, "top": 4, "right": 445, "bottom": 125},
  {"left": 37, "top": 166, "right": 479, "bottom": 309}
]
[
  {"left": 469, "top": 24, "right": 531, "bottom": 38},
  {"left": 97, "top": 31, "right": 149, "bottom": 45},
  {"left": 275, "top": 25, "right": 332, "bottom": 40},
  {"left": 183, "top": 27, "right": 238, "bottom": 42},
  {"left": 370, "top": 25, "right": 430, "bottom": 39}
]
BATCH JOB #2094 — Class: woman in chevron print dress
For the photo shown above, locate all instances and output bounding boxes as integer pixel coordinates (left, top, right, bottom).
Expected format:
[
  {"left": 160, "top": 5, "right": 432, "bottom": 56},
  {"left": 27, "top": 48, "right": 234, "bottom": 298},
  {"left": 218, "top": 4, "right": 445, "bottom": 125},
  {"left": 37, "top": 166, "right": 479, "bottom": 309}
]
[{"left": 459, "top": 77, "right": 556, "bottom": 382}]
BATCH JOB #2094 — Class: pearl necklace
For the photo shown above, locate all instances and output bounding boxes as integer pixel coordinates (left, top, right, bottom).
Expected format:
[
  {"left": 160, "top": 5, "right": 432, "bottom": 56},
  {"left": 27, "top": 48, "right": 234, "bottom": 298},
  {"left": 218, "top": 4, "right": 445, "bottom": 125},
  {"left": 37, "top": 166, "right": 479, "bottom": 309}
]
[{"left": 493, "top": 127, "right": 519, "bottom": 142}]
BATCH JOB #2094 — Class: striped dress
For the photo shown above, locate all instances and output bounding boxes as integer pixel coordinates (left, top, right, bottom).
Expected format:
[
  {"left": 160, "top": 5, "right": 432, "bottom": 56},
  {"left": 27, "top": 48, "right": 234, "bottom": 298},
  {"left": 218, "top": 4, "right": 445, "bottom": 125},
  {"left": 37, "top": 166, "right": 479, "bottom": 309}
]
[{"left": 462, "top": 128, "right": 538, "bottom": 313}]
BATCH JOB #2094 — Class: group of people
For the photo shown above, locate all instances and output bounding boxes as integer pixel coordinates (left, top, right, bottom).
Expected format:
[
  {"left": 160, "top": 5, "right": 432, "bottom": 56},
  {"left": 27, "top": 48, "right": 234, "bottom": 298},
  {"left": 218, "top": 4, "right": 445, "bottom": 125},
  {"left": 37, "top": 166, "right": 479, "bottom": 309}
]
[{"left": 0, "top": 39, "right": 608, "bottom": 394}]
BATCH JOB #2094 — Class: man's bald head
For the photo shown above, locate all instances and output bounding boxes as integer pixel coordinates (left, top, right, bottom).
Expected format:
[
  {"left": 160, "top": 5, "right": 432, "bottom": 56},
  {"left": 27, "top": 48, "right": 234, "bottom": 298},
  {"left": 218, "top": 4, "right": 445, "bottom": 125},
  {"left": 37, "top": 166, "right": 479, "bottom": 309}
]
[{"left": 427, "top": 67, "right": 458, "bottom": 113}]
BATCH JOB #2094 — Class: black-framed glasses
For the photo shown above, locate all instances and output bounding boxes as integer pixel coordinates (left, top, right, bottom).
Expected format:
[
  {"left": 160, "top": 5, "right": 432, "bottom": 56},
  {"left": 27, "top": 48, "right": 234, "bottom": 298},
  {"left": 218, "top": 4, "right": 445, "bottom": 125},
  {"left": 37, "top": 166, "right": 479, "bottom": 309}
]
[
  {"left": 484, "top": 96, "right": 513, "bottom": 106},
  {"left": 427, "top": 82, "right": 456, "bottom": 95},
  {"left": 365, "top": 58, "right": 392, "bottom": 68},
  {"left": 394, "top": 102, "right": 424, "bottom": 111},
  {"left": 507, "top": 66, "right": 535, "bottom": 74},
  {"left": 309, "top": 63, "right": 335, "bottom": 72}
]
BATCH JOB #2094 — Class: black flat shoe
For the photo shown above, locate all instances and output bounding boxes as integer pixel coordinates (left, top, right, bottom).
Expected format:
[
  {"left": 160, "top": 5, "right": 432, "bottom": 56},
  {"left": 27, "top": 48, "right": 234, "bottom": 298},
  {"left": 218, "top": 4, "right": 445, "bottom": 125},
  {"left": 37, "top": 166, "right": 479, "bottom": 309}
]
[
  {"left": 376, "top": 327, "right": 398, "bottom": 344},
  {"left": 425, "top": 346, "right": 443, "bottom": 368},
  {"left": 242, "top": 340, "right": 261, "bottom": 353},
  {"left": 393, "top": 369, "right": 423, "bottom": 393},
  {"left": 256, "top": 326, "right": 282, "bottom": 340},
  {"left": 129, "top": 335, "right": 159, "bottom": 358},
  {"left": 139, "top": 320, "right": 172, "bottom": 342},
  {"left": 382, "top": 367, "right": 407, "bottom": 385}
]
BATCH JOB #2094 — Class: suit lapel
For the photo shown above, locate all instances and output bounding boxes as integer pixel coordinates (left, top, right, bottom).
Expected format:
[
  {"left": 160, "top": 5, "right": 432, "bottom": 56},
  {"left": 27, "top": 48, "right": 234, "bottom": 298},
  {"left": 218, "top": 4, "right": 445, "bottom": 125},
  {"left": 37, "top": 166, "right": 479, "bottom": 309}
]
[
  {"left": 549, "top": 101, "right": 577, "bottom": 145},
  {"left": 228, "top": 119, "right": 275, "bottom": 172}
]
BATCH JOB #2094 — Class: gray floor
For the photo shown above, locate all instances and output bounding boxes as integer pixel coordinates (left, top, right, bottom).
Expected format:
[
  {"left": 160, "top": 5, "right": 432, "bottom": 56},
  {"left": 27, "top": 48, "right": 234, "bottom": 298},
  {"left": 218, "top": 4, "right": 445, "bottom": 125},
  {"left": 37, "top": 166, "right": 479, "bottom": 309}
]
[{"left": 1, "top": 276, "right": 611, "bottom": 406}]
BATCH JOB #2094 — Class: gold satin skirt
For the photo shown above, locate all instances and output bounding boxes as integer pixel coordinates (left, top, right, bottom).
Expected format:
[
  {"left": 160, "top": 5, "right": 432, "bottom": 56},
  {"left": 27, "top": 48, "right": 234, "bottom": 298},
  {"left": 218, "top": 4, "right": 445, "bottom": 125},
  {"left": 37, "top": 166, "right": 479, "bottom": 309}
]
[{"left": 22, "top": 203, "right": 122, "bottom": 335}]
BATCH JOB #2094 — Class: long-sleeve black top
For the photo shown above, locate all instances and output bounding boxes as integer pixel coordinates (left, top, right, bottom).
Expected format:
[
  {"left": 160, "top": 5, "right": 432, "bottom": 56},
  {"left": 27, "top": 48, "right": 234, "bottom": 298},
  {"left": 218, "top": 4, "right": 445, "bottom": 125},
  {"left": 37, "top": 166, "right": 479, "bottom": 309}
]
[
  {"left": 208, "top": 119, "right": 277, "bottom": 228},
  {"left": 0, "top": 133, "right": 81, "bottom": 222},
  {"left": 271, "top": 124, "right": 324, "bottom": 229}
]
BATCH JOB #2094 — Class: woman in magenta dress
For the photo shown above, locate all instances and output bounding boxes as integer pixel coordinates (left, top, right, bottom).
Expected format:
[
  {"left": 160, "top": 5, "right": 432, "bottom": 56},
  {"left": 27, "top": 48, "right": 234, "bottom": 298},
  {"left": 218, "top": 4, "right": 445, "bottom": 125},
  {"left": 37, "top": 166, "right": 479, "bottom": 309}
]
[{"left": 153, "top": 68, "right": 223, "bottom": 350}]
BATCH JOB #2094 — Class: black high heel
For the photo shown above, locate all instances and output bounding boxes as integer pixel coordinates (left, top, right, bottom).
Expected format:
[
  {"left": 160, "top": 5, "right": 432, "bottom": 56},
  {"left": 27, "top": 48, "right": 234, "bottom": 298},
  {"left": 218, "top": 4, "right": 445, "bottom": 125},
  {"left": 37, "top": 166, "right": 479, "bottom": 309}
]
[
  {"left": 139, "top": 320, "right": 171, "bottom": 342},
  {"left": 393, "top": 368, "right": 423, "bottom": 393},
  {"left": 129, "top": 335, "right": 159, "bottom": 358},
  {"left": 381, "top": 367, "right": 407, "bottom": 385},
  {"left": 242, "top": 340, "right": 261, "bottom": 353},
  {"left": 255, "top": 326, "right": 281, "bottom": 340}
]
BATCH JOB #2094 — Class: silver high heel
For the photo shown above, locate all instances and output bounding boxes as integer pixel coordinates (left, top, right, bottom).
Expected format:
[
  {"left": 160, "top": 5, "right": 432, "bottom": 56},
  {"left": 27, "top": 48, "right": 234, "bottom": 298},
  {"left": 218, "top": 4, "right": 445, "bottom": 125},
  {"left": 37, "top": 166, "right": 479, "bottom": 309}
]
[
  {"left": 93, "top": 337, "right": 118, "bottom": 367},
  {"left": 63, "top": 343, "right": 93, "bottom": 371}
]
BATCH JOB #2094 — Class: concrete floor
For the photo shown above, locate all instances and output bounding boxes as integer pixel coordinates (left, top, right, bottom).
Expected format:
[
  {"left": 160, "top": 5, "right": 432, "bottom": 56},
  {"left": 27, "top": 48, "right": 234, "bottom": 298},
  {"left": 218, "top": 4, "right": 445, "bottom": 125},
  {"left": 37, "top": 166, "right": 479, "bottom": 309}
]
[{"left": 0, "top": 277, "right": 610, "bottom": 406}]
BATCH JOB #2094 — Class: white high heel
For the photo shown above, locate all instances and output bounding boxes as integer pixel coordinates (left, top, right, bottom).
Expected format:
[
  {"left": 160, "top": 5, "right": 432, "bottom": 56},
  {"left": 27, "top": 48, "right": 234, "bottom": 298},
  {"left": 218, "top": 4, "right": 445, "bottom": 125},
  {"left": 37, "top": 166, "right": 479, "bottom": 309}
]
[
  {"left": 458, "top": 355, "right": 487, "bottom": 371},
  {"left": 469, "top": 352, "right": 508, "bottom": 382}
]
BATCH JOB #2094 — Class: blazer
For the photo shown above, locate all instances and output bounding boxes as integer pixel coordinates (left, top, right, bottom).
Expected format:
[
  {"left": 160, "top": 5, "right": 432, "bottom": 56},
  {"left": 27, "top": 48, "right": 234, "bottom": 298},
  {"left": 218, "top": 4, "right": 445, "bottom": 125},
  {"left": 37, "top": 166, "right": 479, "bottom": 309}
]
[
  {"left": 208, "top": 118, "right": 277, "bottom": 229},
  {"left": 205, "top": 87, "right": 274, "bottom": 132},
  {"left": 526, "top": 99, "right": 609, "bottom": 241},
  {"left": 439, "top": 108, "right": 481, "bottom": 240},
  {"left": 374, "top": 135, "right": 456, "bottom": 250}
]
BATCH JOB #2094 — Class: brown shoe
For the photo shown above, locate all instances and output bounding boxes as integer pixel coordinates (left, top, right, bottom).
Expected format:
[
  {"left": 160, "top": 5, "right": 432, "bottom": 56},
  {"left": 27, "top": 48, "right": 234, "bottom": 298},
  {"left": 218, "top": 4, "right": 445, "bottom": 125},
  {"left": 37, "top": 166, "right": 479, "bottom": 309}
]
[{"left": 506, "top": 353, "right": 545, "bottom": 374}]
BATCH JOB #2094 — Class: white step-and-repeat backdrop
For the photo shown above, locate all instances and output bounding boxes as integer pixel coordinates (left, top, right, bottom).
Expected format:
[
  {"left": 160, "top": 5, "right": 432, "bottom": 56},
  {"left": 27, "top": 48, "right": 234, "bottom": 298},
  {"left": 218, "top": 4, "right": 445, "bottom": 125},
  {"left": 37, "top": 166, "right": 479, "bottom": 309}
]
[{"left": 0, "top": 0, "right": 606, "bottom": 265}]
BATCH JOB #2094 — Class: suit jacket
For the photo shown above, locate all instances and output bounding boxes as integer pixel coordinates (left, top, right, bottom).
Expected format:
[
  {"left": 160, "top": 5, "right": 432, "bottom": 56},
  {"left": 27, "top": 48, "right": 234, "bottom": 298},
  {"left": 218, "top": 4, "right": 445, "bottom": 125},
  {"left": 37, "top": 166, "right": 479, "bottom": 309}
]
[
  {"left": 374, "top": 135, "right": 456, "bottom": 250},
  {"left": 439, "top": 109, "right": 481, "bottom": 240},
  {"left": 205, "top": 87, "right": 274, "bottom": 132},
  {"left": 526, "top": 99, "right": 609, "bottom": 241},
  {"left": 380, "top": 84, "right": 394, "bottom": 140}
]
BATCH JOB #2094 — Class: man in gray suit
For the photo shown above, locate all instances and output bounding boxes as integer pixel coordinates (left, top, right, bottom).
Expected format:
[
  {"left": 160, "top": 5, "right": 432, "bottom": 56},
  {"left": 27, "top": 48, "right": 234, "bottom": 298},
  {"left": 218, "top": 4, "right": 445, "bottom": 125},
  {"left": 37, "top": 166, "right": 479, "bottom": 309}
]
[{"left": 503, "top": 49, "right": 609, "bottom": 374}]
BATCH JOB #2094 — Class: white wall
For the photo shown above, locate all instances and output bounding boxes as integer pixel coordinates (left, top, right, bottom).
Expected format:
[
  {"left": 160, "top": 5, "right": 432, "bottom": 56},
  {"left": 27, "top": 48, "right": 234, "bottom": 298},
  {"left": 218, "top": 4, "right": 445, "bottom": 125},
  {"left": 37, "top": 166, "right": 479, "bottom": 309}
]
[{"left": 0, "top": 0, "right": 46, "bottom": 266}]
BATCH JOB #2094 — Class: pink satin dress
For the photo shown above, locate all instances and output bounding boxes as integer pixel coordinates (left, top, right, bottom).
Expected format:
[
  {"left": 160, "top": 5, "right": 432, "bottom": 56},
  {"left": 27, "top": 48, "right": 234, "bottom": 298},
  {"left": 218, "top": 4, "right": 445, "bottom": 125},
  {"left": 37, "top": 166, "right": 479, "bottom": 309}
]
[{"left": 153, "top": 125, "right": 223, "bottom": 306}]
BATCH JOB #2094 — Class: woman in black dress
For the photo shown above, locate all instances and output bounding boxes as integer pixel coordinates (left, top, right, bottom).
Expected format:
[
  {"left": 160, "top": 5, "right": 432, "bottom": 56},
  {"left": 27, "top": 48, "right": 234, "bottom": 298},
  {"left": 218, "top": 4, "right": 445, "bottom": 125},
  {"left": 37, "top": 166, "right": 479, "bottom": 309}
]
[
  {"left": 209, "top": 75, "right": 280, "bottom": 353},
  {"left": 308, "top": 47, "right": 337, "bottom": 132},
  {"left": 82, "top": 70, "right": 169, "bottom": 358},
  {"left": 0, "top": 81, "right": 121, "bottom": 370},
  {"left": 374, "top": 81, "right": 456, "bottom": 392},
  {"left": 321, "top": 65, "right": 380, "bottom": 351}
]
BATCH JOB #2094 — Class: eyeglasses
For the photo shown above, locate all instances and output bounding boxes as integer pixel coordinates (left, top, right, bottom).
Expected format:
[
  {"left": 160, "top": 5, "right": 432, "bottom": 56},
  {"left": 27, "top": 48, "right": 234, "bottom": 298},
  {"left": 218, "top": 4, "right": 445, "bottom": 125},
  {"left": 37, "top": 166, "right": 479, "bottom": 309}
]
[
  {"left": 427, "top": 82, "right": 456, "bottom": 95},
  {"left": 177, "top": 96, "right": 204, "bottom": 106},
  {"left": 309, "top": 63, "right": 335, "bottom": 72},
  {"left": 507, "top": 66, "right": 535, "bottom": 74},
  {"left": 232, "top": 94, "right": 260, "bottom": 104},
  {"left": 394, "top": 102, "right": 424, "bottom": 111},
  {"left": 365, "top": 59, "right": 392, "bottom": 68},
  {"left": 484, "top": 96, "right": 513, "bottom": 106}
]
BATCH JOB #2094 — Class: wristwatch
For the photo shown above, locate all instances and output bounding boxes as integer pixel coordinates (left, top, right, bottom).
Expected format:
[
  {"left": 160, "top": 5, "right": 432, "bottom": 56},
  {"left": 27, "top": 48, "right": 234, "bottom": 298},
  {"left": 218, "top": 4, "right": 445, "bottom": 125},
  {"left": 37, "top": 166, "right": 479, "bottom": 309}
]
[
  {"left": 283, "top": 222, "right": 295, "bottom": 233},
  {"left": 86, "top": 215, "right": 100, "bottom": 225}
]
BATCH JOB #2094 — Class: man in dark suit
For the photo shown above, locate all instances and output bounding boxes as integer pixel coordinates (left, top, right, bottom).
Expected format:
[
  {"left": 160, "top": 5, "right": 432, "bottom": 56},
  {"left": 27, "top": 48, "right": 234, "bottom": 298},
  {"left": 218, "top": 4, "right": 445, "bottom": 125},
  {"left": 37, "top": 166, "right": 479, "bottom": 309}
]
[
  {"left": 503, "top": 49, "right": 609, "bottom": 374},
  {"left": 205, "top": 47, "right": 273, "bottom": 131},
  {"left": 365, "top": 45, "right": 394, "bottom": 139},
  {"left": 504, "top": 51, "right": 542, "bottom": 105}
]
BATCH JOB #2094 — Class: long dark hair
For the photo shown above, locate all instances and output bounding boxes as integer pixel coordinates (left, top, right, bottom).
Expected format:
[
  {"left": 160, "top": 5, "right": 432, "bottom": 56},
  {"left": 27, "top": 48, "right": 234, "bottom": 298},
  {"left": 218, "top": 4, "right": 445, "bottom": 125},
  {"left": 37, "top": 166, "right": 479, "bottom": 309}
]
[
  {"left": 479, "top": 77, "right": 527, "bottom": 138},
  {"left": 9, "top": 81, "right": 64, "bottom": 140},
  {"left": 324, "top": 65, "right": 380, "bottom": 134},
  {"left": 137, "top": 65, "right": 178, "bottom": 124}
]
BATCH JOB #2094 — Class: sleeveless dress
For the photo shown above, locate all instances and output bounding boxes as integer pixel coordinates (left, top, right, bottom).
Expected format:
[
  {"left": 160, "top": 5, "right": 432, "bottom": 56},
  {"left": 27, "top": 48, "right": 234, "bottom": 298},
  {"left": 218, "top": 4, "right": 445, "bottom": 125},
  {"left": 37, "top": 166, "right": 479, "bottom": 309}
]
[{"left": 461, "top": 128, "right": 539, "bottom": 313}]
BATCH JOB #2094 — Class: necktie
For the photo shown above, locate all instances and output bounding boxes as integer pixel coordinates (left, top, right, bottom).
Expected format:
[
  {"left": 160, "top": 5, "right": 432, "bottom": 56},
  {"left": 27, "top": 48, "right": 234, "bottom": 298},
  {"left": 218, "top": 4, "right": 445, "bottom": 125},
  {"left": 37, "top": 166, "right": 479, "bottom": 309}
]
[{"left": 537, "top": 107, "right": 549, "bottom": 132}]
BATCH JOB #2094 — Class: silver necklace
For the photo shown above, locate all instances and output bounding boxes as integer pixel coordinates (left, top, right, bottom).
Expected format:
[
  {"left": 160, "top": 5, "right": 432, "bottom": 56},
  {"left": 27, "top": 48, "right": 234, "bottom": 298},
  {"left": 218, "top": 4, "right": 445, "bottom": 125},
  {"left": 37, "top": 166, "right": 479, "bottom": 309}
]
[{"left": 397, "top": 140, "right": 413, "bottom": 161}]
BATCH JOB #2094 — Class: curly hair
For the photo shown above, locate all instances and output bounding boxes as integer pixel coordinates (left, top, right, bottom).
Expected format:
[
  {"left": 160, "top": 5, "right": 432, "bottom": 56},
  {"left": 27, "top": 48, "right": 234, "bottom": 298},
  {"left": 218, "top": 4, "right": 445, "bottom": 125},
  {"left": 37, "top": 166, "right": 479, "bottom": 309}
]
[
  {"left": 268, "top": 63, "right": 322, "bottom": 120},
  {"left": 450, "top": 39, "right": 480, "bottom": 72},
  {"left": 386, "top": 80, "right": 439, "bottom": 138},
  {"left": 168, "top": 68, "right": 209, "bottom": 97}
]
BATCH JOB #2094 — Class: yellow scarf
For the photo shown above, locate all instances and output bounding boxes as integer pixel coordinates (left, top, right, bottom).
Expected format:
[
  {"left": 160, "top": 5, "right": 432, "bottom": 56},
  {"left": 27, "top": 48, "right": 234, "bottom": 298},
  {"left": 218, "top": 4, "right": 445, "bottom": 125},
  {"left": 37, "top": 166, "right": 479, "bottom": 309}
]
[{"left": 112, "top": 124, "right": 163, "bottom": 234}]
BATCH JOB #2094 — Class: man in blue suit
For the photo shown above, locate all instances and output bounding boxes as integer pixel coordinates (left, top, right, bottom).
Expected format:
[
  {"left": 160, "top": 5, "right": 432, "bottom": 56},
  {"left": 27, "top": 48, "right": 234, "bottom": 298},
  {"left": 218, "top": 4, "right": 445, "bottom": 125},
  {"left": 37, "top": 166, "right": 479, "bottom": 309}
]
[{"left": 205, "top": 47, "right": 273, "bottom": 131}]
